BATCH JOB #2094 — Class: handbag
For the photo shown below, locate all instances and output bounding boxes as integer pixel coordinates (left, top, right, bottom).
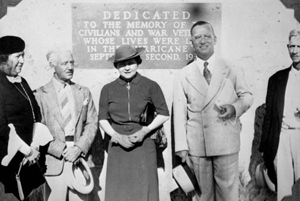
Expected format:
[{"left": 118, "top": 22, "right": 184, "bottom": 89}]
[
  {"left": 15, "top": 158, "right": 45, "bottom": 200},
  {"left": 140, "top": 102, "right": 167, "bottom": 148},
  {"left": 140, "top": 102, "right": 156, "bottom": 126}
]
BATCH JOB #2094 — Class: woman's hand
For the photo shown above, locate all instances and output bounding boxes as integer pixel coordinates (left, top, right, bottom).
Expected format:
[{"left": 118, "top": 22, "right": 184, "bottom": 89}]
[
  {"left": 128, "top": 127, "right": 151, "bottom": 143},
  {"left": 25, "top": 147, "right": 40, "bottom": 165},
  {"left": 112, "top": 132, "right": 134, "bottom": 149}
]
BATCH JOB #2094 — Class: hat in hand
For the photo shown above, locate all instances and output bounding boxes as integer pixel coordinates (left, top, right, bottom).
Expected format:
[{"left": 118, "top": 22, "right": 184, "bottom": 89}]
[
  {"left": 64, "top": 158, "right": 94, "bottom": 194},
  {"left": 255, "top": 162, "right": 275, "bottom": 192},
  {"left": 172, "top": 162, "right": 201, "bottom": 196},
  {"left": 108, "top": 45, "right": 145, "bottom": 63}
]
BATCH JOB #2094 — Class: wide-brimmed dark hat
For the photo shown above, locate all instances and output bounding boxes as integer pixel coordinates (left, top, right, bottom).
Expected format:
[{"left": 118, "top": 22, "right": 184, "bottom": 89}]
[
  {"left": 0, "top": 36, "right": 25, "bottom": 55},
  {"left": 108, "top": 45, "right": 145, "bottom": 63}
]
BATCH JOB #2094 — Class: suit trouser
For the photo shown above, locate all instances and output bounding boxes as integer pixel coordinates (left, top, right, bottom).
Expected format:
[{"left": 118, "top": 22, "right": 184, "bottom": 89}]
[
  {"left": 44, "top": 162, "right": 89, "bottom": 201},
  {"left": 190, "top": 153, "right": 239, "bottom": 201},
  {"left": 275, "top": 128, "right": 300, "bottom": 201}
]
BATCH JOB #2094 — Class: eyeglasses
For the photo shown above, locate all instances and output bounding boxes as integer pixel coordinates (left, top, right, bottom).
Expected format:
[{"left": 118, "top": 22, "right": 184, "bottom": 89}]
[{"left": 192, "top": 35, "right": 213, "bottom": 42}]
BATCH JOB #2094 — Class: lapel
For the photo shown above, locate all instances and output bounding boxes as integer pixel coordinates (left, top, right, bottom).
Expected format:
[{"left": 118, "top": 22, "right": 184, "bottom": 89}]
[
  {"left": 185, "top": 62, "right": 208, "bottom": 97},
  {"left": 40, "top": 81, "right": 64, "bottom": 127},
  {"left": 276, "top": 67, "right": 290, "bottom": 121},
  {"left": 202, "top": 59, "right": 230, "bottom": 110},
  {"left": 70, "top": 82, "right": 84, "bottom": 126}
]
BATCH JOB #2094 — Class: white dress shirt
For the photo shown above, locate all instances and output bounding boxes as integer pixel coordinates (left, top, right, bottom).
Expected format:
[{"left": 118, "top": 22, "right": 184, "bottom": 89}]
[
  {"left": 194, "top": 54, "right": 216, "bottom": 77},
  {"left": 52, "top": 77, "right": 76, "bottom": 137},
  {"left": 282, "top": 66, "right": 300, "bottom": 128}
]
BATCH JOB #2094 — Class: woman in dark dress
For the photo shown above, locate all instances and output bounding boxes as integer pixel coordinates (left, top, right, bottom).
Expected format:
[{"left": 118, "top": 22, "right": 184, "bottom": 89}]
[
  {"left": 0, "top": 36, "right": 44, "bottom": 200},
  {"left": 99, "top": 45, "right": 169, "bottom": 201}
]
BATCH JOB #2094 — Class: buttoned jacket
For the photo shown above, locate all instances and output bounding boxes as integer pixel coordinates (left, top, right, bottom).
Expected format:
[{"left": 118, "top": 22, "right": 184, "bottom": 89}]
[{"left": 173, "top": 58, "right": 253, "bottom": 156}]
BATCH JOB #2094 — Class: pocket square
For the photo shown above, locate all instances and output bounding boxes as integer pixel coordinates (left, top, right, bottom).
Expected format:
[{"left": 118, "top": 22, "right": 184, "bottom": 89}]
[{"left": 83, "top": 98, "right": 89, "bottom": 106}]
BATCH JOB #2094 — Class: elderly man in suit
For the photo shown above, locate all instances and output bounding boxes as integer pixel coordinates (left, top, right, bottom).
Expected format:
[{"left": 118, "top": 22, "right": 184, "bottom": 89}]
[
  {"left": 173, "top": 21, "right": 253, "bottom": 201},
  {"left": 34, "top": 48, "right": 98, "bottom": 201},
  {"left": 260, "top": 29, "right": 300, "bottom": 201}
]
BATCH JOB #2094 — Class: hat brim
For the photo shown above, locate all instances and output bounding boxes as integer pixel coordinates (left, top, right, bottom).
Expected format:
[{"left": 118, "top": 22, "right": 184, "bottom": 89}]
[
  {"left": 108, "top": 47, "right": 145, "bottom": 63},
  {"left": 172, "top": 162, "right": 201, "bottom": 196},
  {"left": 64, "top": 158, "right": 94, "bottom": 194},
  {"left": 255, "top": 162, "right": 275, "bottom": 192}
]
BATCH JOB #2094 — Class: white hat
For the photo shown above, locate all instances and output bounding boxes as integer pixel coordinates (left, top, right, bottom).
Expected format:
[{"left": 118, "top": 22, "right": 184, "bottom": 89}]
[
  {"left": 255, "top": 162, "right": 275, "bottom": 192},
  {"left": 64, "top": 158, "right": 94, "bottom": 194},
  {"left": 172, "top": 163, "right": 201, "bottom": 195}
]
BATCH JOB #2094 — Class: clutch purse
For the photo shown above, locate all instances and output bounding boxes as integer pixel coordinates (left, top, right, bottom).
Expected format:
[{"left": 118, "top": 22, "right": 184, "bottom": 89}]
[
  {"left": 140, "top": 102, "right": 156, "bottom": 126},
  {"left": 140, "top": 102, "right": 167, "bottom": 148}
]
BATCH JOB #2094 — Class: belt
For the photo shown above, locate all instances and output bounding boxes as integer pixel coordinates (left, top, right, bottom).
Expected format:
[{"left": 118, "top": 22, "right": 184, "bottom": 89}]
[
  {"left": 65, "top": 135, "right": 74, "bottom": 141},
  {"left": 282, "top": 124, "right": 300, "bottom": 130},
  {"left": 282, "top": 121, "right": 300, "bottom": 130},
  {"left": 286, "top": 127, "right": 300, "bottom": 130}
]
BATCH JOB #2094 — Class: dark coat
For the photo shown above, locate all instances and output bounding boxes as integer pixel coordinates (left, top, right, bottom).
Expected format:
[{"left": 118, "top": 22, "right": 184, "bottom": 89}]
[
  {"left": 0, "top": 70, "right": 43, "bottom": 199},
  {"left": 259, "top": 67, "right": 290, "bottom": 187}
]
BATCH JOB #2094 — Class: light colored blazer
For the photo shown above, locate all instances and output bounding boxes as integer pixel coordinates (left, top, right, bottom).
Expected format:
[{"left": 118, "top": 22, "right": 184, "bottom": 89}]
[
  {"left": 34, "top": 81, "right": 98, "bottom": 176},
  {"left": 173, "top": 58, "right": 253, "bottom": 157}
]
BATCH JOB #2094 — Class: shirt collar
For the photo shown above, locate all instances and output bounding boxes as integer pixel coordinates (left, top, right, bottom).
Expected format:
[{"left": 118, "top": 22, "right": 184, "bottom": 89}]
[
  {"left": 291, "top": 65, "right": 300, "bottom": 76},
  {"left": 52, "top": 76, "right": 70, "bottom": 93},
  {"left": 195, "top": 54, "right": 216, "bottom": 75},
  {"left": 117, "top": 72, "right": 142, "bottom": 86},
  {"left": 6, "top": 75, "right": 22, "bottom": 83}
]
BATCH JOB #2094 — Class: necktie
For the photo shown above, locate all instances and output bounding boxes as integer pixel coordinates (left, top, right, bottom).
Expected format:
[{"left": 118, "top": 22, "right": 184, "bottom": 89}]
[
  {"left": 203, "top": 61, "right": 212, "bottom": 85},
  {"left": 58, "top": 84, "right": 73, "bottom": 134}
]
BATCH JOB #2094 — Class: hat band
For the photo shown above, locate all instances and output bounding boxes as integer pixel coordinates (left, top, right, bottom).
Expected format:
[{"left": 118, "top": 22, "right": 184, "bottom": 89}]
[
  {"left": 182, "top": 163, "right": 201, "bottom": 195},
  {"left": 114, "top": 51, "right": 139, "bottom": 63}
]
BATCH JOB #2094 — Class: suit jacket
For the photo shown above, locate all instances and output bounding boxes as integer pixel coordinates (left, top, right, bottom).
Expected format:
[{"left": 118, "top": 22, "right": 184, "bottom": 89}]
[
  {"left": 34, "top": 80, "right": 98, "bottom": 176},
  {"left": 259, "top": 67, "right": 290, "bottom": 185},
  {"left": 173, "top": 58, "right": 253, "bottom": 157}
]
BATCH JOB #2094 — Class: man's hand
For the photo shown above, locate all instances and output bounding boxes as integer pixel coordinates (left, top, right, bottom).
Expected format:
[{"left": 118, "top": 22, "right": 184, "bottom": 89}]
[
  {"left": 218, "top": 104, "right": 236, "bottom": 121},
  {"left": 128, "top": 127, "right": 151, "bottom": 143},
  {"left": 176, "top": 150, "right": 189, "bottom": 163},
  {"left": 63, "top": 146, "right": 81, "bottom": 163}
]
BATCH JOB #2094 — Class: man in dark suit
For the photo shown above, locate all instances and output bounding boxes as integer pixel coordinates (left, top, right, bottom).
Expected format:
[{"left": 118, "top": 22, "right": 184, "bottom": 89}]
[
  {"left": 260, "top": 29, "right": 300, "bottom": 201},
  {"left": 173, "top": 21, "right": 253, "bottom": 201},
  {"left": 34, "top": 48, "right": 98, "bottom": 201}
]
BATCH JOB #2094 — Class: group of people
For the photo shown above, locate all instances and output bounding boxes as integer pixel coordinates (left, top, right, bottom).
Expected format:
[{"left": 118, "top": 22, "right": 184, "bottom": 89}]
[{"left": 0, "top": 20, "right": 298, "bottom": 201}]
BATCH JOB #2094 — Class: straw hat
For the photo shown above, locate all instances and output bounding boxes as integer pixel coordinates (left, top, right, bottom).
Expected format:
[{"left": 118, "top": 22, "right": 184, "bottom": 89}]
[
  {"left": 255, "top": 162, "right": 275, "bottom": 192},
  {"left": 64, "top": 158, "right": 94, "bottom": 194},
  {"left": 172, "top": 162, "right": 201, "bottom": 195}
]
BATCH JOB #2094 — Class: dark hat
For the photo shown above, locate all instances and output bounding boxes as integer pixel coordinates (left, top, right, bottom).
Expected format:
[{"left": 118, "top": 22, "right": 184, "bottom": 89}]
[
  {"left": 108, "top": 45, "right": 145, "bottom": 63},
  {"left": 0, "top": 36, "right": 25, "bottom": 55},
  {"left": 172, "top": 162, "right": 201, "bottom": 196}
]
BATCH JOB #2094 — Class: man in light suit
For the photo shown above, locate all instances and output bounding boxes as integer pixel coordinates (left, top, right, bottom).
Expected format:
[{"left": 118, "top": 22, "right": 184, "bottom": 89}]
[
  {"left": 34, "top": 48, "right": 98, "bottom": 201},
  {"left": 260, "top": 29, "right": 300, "bottom": 201},
  {"left": 173, "top": 21, "right": 253, "bottom": 201}
]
